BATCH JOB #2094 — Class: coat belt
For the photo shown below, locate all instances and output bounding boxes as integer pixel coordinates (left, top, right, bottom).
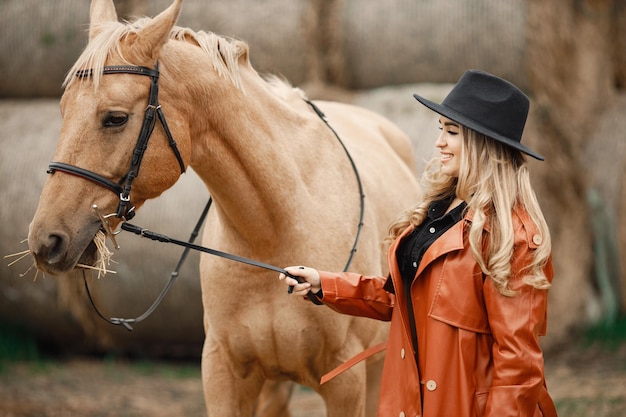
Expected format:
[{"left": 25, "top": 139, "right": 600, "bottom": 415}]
[{"left": 320, "top": 342, "right": 387, "bottom": 385}]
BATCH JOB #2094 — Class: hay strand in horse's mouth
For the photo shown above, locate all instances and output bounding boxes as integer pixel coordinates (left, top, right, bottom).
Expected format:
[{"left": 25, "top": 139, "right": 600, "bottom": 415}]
[
  {"left": 5, "top": 231, "right": 117, "bottom": 280},
  {"left": 77, "top": 230, "right": 117, "bottom": 279},
  {"left": 76, "top": 263, "right": 117, "bottom": 275}
]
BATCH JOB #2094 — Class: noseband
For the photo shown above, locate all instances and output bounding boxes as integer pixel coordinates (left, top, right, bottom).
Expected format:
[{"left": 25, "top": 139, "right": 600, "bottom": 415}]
[{"left": 47, "top": 63, "right": 186, "bottom": 221}]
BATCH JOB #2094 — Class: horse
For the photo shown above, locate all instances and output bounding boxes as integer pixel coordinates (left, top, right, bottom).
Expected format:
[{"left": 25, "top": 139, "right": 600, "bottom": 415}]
[{"left": 27, "top": 0, "right": 421, "bottom": 416}]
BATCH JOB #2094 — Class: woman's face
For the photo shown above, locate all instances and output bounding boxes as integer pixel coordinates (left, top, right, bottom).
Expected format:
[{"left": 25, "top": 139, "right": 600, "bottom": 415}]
[{"left": 435, "top": 116, "right": 463, "bottom": 178}]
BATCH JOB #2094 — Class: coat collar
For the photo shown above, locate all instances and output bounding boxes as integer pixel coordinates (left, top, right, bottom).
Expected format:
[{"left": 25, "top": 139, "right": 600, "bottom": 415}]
[{"left": 388, "top": 209, "right": 476, "bottom": 283}]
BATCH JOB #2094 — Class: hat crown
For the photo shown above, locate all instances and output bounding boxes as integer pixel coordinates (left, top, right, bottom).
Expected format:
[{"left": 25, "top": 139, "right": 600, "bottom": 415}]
[{"left": 442, "top": 70, "right": 529, "bottom": 144}]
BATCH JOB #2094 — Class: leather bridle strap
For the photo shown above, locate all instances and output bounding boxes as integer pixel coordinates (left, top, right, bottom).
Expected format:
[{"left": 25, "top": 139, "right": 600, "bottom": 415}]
[
  {"left": 47, "top": 162, "right": 123, "bottom": 196},
  {"left": 47, "top": 63, "right": 186, "bottom": 221}
]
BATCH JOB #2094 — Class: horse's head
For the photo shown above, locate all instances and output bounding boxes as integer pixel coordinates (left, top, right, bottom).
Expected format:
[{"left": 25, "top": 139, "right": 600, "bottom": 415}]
[{"left": 28, "top": 0, "right": 189, "bottom": 275}]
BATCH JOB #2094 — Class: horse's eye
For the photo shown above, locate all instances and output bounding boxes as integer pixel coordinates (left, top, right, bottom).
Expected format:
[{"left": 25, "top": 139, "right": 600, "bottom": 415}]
[{"left": 103, "top": 112, "right": 128, "bottom": 127}]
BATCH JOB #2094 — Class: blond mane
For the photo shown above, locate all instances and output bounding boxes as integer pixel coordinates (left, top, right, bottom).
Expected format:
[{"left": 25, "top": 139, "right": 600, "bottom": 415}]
[{"left": 63, "top": 17, "right": 250, "bottom": 91}]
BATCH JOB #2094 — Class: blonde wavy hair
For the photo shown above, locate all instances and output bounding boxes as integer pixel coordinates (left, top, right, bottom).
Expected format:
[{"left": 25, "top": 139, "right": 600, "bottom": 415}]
[{"left": 386, "top": 127, "right": 551, "bottom": 296}]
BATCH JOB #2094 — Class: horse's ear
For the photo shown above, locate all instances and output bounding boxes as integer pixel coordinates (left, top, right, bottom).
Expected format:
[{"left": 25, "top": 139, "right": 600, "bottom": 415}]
[
  {"left": 89, "top": 0, "right": 118, "bottom": 42},
  {"left": 235, "top": 41, "right": 250, "bottom": 66},
  {"left": 133, "top": 0, "right": 183, "bottom": 62}
]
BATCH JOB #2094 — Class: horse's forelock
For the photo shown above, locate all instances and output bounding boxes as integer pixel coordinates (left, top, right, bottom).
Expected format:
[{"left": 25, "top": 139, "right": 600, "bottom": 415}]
[
  {"left": 63, "top": 18, "right": 250, "bottom": 93},
  {"left": 63, "top": 21, "right": 133, "bottom": 90}
]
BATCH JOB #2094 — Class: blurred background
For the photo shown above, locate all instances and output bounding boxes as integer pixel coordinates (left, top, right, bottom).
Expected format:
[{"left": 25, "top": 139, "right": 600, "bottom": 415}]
[{"left": 1, "top": 0, "right": 625, "bottom": 416}]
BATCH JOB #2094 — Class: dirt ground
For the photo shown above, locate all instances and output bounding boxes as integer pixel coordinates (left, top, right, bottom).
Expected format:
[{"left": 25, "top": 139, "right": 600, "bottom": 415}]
[{"left": 0, "top": 342, "right": 625, "bottom": 417}]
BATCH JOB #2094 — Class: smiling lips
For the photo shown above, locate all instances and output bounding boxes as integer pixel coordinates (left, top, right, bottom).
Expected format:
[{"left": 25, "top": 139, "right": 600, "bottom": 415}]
[{"left": 441, "top": 153, "right": 453, "bottom": 162}]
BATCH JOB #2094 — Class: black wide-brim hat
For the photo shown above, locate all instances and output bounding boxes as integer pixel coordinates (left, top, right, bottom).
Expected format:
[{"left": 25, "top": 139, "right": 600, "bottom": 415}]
[{"left": 413, "top": 69, "right": 544, "bottom": 161}]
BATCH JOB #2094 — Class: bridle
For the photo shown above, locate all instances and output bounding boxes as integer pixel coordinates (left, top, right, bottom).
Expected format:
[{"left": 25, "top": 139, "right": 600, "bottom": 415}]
[
  {"left": 47, "top": 63, "right": 186, "bottom": 222},
  {"left": 46, "top": 62, "right": 365, "bottom": 328}
]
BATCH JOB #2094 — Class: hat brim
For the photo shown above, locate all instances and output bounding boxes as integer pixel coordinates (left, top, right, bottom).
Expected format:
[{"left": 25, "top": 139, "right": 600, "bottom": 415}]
[{"left": 413, "top": 93, "right": 544, "bottom": 161}]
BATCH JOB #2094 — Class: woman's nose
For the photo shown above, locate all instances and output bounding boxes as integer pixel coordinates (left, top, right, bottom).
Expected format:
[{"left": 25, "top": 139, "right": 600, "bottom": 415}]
[{"left": 435, "top": 131, "right": 446, "bottom": 148}]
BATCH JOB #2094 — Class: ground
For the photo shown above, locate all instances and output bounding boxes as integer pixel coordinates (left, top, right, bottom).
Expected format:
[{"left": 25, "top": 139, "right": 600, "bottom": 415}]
[{"left": 0, "top": 342, "right": 625, "bottom": 417}]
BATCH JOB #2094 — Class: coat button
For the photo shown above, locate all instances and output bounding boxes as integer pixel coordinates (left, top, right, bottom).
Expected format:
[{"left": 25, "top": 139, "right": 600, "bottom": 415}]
[
  {"left": 532, "top": 234, "right": 542, "bottom": 245},
  {"left": 425, "top": 379, "right": 437, "bottom": 391},
  {"left": 400, "top": 348, "right": 406, "bottom": 359},
  {"left": 429, "top": 227, "right": 436, "bottom": 233}
]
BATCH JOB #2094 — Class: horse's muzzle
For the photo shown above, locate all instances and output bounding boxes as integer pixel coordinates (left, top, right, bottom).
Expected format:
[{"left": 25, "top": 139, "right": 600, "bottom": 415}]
[{"left": 28, "top": 227, "right": 98, "bottom": 275}]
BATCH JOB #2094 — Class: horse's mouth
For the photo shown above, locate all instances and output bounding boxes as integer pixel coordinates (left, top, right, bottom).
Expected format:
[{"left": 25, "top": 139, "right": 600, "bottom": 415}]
[
  {"left": 77, "top": 239, "right": 99, "bottom": 269},
  {"left": 32, "top": 239, "right": 98, "bottom": 276}
]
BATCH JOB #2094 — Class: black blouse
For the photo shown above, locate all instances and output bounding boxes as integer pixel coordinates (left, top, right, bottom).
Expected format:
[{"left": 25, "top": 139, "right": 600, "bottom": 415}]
[{"left": 396, "top": 195, "right": 467, "bottom": 286}]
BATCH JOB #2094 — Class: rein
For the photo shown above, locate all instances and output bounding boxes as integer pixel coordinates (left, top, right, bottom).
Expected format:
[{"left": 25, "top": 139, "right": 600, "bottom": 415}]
[
  {"left": 84, "top": 197, "right": 212, "bottom": 331},
  {"left": 304, "top": 99, "right": 366, "bottom": 272},
  {"left": 51, "top": 63, "right": 365, "bottom": 328}
]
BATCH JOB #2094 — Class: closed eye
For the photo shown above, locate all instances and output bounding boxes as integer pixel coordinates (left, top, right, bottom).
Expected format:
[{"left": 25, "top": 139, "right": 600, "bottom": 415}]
[
  {"left": 103, "top": 112, "right": 129, "bottom": 128},
  {"left": 438, "top": 126, "right": 459, "bottom": 135}
]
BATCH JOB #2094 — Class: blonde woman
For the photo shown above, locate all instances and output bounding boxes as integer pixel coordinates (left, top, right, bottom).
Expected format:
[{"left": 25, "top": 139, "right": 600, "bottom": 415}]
[{"left": 281, "top": 70, "right": 557, "bottom": 417}]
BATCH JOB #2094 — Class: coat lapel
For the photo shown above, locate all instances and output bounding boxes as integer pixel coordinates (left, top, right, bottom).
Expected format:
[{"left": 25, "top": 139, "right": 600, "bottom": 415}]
[
  {"left": 387, "top": 226, "right": 415, "bottom": 342},
  {"left": 414, "top": 219, "right": 467, "bottom": 278}
]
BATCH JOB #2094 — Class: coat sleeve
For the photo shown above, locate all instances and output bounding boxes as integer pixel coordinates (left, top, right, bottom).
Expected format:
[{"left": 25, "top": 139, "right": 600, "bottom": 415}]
[
  {"left": 317, "top": 271, "right": 395, "bottom": 321},
  {"left": 483, "top": 251, "right": 553, "bottom": 417}
]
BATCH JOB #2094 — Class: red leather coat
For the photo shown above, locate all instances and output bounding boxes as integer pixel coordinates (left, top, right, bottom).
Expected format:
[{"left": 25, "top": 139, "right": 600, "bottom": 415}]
[{"left": 318, "top": 206, "right": 557, "bottom": 417}]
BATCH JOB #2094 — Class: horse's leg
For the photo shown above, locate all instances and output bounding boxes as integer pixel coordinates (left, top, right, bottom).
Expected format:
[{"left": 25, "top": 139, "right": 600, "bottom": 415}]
[
  {"left": 254, "top": 380, "right": 295, "bottom": 417},
  {"left": 318, "top": 365, "right": 367, "bottom": 417},
  {"left": 365, "top": 358, "right": 384, "bottom": 417},
  {"left": 201, "top": 338, "right": 263, "bottom": 417}
]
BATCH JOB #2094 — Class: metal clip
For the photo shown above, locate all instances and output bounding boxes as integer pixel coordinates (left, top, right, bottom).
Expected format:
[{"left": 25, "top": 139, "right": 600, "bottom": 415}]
[{"left": 92, "top": 204, "right": 122, "bottom": 250}]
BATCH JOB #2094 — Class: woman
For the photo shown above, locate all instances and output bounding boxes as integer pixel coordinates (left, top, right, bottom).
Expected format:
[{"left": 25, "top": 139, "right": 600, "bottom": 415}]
[{"left": 280, "top": 69, "right": 557, "bottom": 417}]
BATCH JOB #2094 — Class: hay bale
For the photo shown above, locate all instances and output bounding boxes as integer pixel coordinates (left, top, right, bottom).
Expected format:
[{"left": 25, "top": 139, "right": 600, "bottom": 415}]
[
  {"left": 339, "top": 0, "right": 527, "bottom": 89},
  {"left": 173, "top": 0, "right": 528, "bottom": 89},
  {"left": 0, "top": 1, "right": 88, "bottom": 97}
]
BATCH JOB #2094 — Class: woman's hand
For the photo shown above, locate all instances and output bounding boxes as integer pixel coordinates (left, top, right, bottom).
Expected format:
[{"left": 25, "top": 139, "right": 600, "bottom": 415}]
[{"left": 279, "top": 266, "right": 321, "bottom": 297}]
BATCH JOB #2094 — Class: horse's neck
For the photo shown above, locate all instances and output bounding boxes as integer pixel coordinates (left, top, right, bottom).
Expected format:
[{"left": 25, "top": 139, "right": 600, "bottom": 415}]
[{"left": 178, "top": 69, "right": 317, "bottom": 246}]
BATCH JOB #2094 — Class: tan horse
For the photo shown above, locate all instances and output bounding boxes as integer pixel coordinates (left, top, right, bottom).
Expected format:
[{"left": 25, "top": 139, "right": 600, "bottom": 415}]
[{"left": 27, "top": 0, "right": 420, "bottom": 416}]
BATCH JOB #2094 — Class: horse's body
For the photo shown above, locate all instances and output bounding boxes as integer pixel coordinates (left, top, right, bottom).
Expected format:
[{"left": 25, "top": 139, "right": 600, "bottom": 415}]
[{"left": 27, "top": 1, "right": 420, "bottom": 416}]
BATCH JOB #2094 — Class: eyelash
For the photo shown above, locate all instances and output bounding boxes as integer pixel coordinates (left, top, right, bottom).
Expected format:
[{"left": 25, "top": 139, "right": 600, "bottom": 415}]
[{"left": 438, "top": 126, "right": 458, "bottom": 135}]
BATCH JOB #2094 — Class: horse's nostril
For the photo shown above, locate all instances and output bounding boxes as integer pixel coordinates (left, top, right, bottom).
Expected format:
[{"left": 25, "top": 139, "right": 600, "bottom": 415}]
[
  {"left": 33, "top": 232, "right": 69, "bottom": 265},
  {"left": 47, "top": 234, "right": 65, "bottom": 263}
]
